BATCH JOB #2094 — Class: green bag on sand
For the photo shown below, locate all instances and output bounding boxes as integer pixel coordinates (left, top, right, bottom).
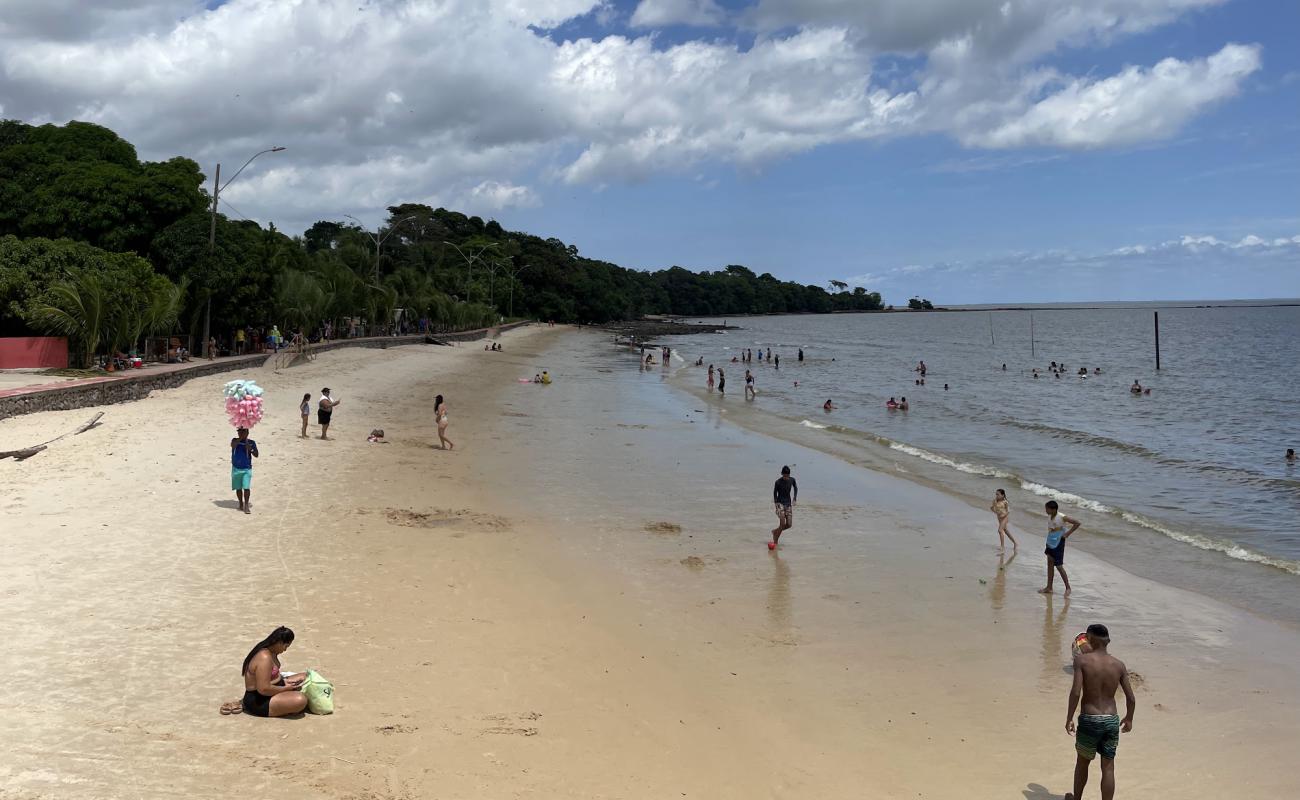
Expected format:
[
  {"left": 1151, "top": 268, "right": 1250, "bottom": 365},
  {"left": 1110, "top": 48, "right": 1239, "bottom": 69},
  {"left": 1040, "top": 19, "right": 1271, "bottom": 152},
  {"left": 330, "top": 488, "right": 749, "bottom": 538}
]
[{"left": 300, "top": 669, "right": 335, "bottom": 714}]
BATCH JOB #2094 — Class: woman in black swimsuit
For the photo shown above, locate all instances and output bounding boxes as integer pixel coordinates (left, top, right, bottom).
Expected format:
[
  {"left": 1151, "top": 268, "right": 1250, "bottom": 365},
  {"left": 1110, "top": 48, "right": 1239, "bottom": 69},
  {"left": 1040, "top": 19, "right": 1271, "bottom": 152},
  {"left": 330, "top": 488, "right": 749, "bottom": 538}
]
[{"left": 238, "top": 627, "right": 307, "bottom": 717}]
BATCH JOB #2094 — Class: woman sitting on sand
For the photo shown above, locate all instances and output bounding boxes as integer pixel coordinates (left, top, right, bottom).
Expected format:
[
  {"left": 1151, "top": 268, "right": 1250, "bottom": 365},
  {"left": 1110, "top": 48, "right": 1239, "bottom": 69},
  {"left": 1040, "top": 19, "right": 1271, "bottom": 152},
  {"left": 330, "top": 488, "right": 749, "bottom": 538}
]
[
  {"left": 226, "top": 626, "right": 306, "bottom": 717},
  {"left": 435, "top": 394, "right": 453, "bottom": 450}
]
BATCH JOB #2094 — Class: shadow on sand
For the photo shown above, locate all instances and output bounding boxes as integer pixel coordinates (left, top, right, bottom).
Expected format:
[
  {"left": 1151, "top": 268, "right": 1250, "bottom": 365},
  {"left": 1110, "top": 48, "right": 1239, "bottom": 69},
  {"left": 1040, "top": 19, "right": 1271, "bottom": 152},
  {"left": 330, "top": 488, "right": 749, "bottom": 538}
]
[{"left": 1022, "top": 783, "right": 1066, "bottom": 799}]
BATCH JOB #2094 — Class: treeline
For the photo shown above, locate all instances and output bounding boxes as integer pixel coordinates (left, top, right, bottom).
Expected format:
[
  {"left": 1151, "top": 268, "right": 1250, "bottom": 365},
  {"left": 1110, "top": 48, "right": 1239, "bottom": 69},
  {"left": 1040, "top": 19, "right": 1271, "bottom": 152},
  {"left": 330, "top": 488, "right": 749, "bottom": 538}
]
[{"left": 0, "top": 120, "right": 882, "bottom": 365}]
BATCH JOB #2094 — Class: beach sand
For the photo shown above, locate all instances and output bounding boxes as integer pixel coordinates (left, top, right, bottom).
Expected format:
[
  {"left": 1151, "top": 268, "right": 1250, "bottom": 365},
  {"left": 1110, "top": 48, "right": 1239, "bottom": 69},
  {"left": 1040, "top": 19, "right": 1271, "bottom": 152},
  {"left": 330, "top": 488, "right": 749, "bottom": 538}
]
[{"left": 1, "top": 325, "right": 1297, "bottom": 798}]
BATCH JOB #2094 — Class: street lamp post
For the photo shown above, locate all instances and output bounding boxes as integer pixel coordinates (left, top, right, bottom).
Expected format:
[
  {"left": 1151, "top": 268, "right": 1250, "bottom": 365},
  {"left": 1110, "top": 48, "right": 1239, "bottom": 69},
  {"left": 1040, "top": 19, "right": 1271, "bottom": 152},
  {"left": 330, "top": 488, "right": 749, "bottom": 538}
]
[
  {"left": 441, "top": 241, "right": 497, "bottom": 303},
  {"left": 204, "top": 146, "right": 285, "bottom": 356},
  {"left": 507, "top": 264, "right": 530, "bottom": 319},
  {"left": 343, "top": 214, "right": 420, "bottom": 285}
]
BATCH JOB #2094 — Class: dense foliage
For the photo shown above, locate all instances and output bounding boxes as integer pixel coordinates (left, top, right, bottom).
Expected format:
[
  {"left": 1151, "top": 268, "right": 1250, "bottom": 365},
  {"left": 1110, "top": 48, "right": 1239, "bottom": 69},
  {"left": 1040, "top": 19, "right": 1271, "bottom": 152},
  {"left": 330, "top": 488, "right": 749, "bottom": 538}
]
[{"left": 0, "top": 120, "right": 886, "bottom": 365}]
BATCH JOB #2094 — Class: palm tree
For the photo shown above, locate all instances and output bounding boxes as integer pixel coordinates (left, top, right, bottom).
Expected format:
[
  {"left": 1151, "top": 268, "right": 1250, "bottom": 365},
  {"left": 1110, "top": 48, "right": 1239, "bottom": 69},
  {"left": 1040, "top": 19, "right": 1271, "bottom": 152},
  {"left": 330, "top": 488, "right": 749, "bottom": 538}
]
[{"left": 28, "top": 272, "right": 109, "bottom": 368}]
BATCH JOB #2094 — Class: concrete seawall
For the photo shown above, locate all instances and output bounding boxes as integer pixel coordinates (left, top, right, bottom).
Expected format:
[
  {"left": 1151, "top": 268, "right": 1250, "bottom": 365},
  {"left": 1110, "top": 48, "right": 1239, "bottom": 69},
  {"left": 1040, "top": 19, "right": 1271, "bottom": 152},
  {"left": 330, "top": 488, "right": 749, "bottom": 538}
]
[{"left": 0, "top": 321, "right": 531, "bottom": 421}]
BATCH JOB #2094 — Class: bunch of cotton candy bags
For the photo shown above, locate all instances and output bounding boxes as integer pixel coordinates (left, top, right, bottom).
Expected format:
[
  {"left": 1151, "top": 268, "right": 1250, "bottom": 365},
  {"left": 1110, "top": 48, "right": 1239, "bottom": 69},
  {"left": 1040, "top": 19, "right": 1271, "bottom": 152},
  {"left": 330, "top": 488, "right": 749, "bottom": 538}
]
[{"left": 223, "top": 379, "right": 265, "bottom": 429}]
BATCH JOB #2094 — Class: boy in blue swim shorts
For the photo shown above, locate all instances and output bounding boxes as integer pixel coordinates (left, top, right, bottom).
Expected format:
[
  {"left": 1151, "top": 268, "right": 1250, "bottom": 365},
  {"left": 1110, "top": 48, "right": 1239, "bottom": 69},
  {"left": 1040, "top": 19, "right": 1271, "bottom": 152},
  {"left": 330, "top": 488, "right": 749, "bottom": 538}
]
[
  {"left": 1064, "top": 623, "right": 1136, "bottom": 800},
  {"left": 1038, "top": 500, "right": 1080, "bottom": 596},
  {"left": 230, "top": 427, "right": 258, "bottom": 514}
]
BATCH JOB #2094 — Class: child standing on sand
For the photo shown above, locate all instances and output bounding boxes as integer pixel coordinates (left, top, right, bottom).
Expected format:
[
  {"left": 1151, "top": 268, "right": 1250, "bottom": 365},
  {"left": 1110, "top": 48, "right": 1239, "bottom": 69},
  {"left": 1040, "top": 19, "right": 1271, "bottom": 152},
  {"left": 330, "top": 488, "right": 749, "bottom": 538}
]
[
  {"left": 990, "top": 489, "right": 1017, "bottom": 551},
  {"left": 1039, "top": 500, "right": 1081, "bottom": 595},
  {"left": 299, "top": 393, "right": 311, "bottom": 438}
]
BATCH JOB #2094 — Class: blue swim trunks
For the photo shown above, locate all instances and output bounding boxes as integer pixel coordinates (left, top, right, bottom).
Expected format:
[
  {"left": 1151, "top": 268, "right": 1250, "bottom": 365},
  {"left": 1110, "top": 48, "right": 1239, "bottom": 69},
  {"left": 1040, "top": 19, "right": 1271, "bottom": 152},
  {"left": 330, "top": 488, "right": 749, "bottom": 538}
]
[{"left": 231, "top": 467, "right": 252, "bottom": 491}]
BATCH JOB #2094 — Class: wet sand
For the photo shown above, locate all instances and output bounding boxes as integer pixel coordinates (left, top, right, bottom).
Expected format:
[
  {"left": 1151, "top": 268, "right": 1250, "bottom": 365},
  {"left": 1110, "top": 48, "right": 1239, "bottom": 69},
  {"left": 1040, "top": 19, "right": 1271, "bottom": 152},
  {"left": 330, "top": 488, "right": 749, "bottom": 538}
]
[{"left": 1, "top": 325, "right": 1297, "bottom": 798}]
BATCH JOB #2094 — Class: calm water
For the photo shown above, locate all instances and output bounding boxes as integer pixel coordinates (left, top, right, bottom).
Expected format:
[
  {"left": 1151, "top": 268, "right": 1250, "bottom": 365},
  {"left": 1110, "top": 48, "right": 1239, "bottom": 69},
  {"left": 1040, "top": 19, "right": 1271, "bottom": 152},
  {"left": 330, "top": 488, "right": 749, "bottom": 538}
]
[{"left": 655, "top": 305, "right": 1300, "bottom": 621}]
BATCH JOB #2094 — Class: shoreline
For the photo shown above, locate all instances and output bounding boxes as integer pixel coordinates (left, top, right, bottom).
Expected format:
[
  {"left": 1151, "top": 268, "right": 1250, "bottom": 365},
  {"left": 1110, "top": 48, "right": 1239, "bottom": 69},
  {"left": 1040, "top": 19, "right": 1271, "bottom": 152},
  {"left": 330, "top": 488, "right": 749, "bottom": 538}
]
[{"left": 2, "top": 325, "right": 1297, "bottom": 797}]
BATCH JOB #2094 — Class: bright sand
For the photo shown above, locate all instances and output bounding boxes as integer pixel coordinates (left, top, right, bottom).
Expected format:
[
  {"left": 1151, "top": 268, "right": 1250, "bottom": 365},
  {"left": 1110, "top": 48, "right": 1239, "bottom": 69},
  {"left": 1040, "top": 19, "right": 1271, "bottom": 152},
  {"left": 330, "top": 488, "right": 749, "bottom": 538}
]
[{"left": 1, "top": 325, "right": 1297, "bottom": 798}]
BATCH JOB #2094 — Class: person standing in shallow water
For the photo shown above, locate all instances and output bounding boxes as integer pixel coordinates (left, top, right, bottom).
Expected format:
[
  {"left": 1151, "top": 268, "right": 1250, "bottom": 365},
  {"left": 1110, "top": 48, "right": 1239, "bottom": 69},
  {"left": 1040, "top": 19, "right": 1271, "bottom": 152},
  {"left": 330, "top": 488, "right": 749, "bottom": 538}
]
[
  {"left": 717, "top": 368, "right": 725, "bottom": 395},
  {"left": 1064, "top": 623, "right": 1136, "bottom": 800},
  {"left": 707, "top": 364, "right": 715, "bottom": 389},
  {"left": 770, "top": 465, "right": 798, "bottom": 550}
]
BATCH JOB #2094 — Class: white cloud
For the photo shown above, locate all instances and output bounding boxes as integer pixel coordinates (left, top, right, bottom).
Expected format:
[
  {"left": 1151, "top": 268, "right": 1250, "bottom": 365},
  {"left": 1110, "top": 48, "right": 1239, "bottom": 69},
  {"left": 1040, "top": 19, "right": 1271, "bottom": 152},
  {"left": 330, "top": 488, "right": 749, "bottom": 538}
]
[
  {"left": 0, "top": 0, "right": 1266, "bottom": 233},
  {"left": 466, "top": 180, "right": 540, "bottom": 211},
  {"left": 963, "top": 44, "right": 1261, "bottom": 149},
  {"left": 630, "top": 0, "right": 725, "bottom": 28}
]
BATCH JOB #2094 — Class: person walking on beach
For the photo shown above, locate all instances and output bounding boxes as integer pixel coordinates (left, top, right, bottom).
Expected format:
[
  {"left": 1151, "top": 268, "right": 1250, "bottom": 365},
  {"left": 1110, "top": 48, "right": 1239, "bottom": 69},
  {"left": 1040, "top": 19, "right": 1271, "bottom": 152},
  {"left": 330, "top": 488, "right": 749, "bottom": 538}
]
[
  {"left": 717, "top": 368, "right": 725, "bottom": 395},
  {"left": 745, "top": 369, "right": 756, "bottom": 399},
  {"left": 299, "top": 393, "right": 311, "bottom": 438},
  {"left": 990, "top": 489, "right": 1017, "bottom": 551},
  {"left": 230, "top": 427, "right": 258, "bottom": 514},
  {"left": 1064, "top": 623, "right": 1136, "bottom": 800},
  {"left": 1039, "top": 500, "right": 1080, "bottom": 595},
  {"left": 770, "top": 466, "right": 798, "bottom": 550},
  {"left": 318, "top": 388, "right": 341, "bottom": 440},
  {"left": 435, "top": 394, "right": 453, "bottom": 450}
]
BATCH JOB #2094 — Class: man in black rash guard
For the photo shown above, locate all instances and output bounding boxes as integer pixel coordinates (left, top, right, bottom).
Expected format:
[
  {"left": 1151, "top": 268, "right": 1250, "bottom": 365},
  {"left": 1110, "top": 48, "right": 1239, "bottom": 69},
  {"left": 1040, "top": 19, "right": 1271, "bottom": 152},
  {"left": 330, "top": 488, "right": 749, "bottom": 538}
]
[{"left": 770, "top": 465, "right": 797, "bottom": 550}]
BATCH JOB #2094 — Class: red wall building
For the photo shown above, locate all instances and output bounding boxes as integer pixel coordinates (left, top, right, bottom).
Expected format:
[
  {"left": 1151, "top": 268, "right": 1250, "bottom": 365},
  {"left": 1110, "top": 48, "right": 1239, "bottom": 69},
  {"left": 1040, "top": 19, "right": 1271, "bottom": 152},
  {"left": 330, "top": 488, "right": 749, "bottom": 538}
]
[{"left": 0, "top": 337, "right": 69, "bottom": 369}]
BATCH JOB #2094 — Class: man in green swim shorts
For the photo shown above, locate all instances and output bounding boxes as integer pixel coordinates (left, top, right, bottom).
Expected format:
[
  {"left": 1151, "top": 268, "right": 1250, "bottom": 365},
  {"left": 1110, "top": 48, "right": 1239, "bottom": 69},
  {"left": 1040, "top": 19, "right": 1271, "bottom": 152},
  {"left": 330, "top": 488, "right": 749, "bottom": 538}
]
[{"left": 1064, "top": 623, "right": 1136, "bottom": 800}]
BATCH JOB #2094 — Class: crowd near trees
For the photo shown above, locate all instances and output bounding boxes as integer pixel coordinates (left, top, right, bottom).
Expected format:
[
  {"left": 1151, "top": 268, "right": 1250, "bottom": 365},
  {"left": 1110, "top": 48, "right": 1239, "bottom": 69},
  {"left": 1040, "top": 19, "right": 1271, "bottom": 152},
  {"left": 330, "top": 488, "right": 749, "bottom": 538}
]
[{"left": 0, "top": 120, "right": 886, "bottom": 366}]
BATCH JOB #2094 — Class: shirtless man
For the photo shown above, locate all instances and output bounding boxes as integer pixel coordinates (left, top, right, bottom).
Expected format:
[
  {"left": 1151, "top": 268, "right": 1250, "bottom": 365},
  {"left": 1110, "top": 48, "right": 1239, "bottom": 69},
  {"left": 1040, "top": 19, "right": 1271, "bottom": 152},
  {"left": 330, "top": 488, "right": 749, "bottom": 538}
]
[{"left": 1064, "top": 623, "right": 1137, "bottom": 800}]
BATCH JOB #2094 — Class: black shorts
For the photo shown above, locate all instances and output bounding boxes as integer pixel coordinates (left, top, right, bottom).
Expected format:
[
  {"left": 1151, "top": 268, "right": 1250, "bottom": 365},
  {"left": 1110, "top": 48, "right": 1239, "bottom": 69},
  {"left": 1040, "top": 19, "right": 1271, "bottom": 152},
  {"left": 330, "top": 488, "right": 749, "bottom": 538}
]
[
  {"left": 318, "top": 409, "right": 332, "bottom": 425},
  {"left": 1045, "top": 541, "right": 1066, "bottom": 566},
  {"left": 242, "top": 689, "right": 271, "bottom": 717}
]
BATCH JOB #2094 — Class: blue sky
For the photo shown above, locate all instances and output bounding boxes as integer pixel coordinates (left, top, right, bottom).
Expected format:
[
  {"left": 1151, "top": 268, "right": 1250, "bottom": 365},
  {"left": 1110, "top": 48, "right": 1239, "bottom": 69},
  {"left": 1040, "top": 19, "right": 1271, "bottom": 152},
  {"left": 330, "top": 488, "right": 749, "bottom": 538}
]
[{"left": 2, "top": 0, "right": 1297, "bottom": 303}]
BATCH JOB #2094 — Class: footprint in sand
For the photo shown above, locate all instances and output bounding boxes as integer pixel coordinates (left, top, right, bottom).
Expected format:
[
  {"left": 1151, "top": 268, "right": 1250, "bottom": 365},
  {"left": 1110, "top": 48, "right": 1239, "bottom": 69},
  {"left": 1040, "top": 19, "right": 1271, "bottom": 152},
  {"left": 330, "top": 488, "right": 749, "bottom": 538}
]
[
  {"left": 680, "top": 555, "right": 725, "bottom": 570},
  {"left": 375, "top": 723, "right": 417, "bottom": 735},
  {"left": 382, "top": 507, "right": 512, "bottom": 531},
  {"left": 480, "top": 712, "right": 541, "bottom": 737},
  {"left": 645, "top": 521, "right": 682, "bottom": 535}
]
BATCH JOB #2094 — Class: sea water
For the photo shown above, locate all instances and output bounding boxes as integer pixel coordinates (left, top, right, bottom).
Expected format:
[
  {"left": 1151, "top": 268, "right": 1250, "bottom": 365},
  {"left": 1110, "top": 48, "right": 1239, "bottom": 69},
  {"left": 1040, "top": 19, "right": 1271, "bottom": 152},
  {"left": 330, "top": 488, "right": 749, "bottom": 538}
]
[{"left": 654, "top": 303, "right": 1300, "bottom": 624}]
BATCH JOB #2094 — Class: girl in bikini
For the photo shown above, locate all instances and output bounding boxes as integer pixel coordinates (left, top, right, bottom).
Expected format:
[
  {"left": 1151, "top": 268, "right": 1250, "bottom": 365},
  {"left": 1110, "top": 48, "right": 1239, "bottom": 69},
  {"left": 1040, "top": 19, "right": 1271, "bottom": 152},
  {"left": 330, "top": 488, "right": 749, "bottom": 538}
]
[
  {"left": 435, "top": 394, "right": 454, "bottom": 450},
  {"left": 990, "top": 488, "right": 1017, "bottom": 551},
  {"left": 223, "top": 626, "right": 307, "bottom": 717}
]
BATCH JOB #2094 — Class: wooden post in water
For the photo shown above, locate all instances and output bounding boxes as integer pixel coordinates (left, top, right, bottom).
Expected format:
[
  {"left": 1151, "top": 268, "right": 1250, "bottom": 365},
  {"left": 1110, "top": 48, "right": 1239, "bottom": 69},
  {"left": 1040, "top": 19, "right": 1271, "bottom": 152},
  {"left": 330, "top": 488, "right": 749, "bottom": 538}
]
[
  {"left": 989, "top": 313, "right": 995, "bottom": 346},
  {"left": 1030, "top": 313, "right": 1035, "bottom": 358},
  {"left": 1154, "top": 311, "right": 1161, "bottom": 370}
]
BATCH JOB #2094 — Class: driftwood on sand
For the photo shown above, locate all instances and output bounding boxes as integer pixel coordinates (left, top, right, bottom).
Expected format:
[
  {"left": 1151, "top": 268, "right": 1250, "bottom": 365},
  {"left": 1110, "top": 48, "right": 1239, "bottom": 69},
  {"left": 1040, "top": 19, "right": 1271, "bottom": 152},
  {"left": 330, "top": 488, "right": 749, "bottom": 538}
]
[{"left": 0, "top": 412, "right": 103, "bottom": 461}]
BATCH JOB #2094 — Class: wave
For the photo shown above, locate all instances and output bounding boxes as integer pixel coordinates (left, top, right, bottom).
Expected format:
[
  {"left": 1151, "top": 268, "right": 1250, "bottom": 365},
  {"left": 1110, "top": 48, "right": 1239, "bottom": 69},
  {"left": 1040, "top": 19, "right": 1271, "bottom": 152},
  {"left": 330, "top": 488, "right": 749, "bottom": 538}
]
[
  {"left": 889, "top": 447, "right": 1300, "bottom": 575},
  {"left": 1018, "top": 481, "right": 1116, "bottom": 514},
  {"left": 1003, "top": 419, "right": 1163, "bottom": 460},
  {"left": 800, "top": 420, "right": 828, "bottom": 429},
  {"left": 1117, "top": 511, "right": 1300, "bottom": 576},
  {"left": 887, "top": 441, "right": 1016, "bottom": 479}
]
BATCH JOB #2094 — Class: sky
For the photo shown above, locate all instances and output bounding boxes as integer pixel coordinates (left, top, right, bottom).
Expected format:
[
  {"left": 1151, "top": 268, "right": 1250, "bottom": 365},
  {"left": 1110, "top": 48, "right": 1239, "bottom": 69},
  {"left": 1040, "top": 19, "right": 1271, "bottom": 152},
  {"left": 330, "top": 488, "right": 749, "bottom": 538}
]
[{"left": 0, "top": 0, "right": 1296, "bottom": 303}]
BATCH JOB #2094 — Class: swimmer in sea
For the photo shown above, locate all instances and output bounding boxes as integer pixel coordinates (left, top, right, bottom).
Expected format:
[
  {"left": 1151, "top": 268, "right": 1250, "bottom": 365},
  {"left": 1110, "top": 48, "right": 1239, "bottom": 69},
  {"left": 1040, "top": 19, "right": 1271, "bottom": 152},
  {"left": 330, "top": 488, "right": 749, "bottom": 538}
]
[
  {"left": 1002, "top": 363, "right": 1007, "bottom": 371},
  {"left": 1063, "top": 623, "right": 1137, "bottom": 800},
  {"left": 824, "top": 399, "right": 835, "bottom": 411},
  {"left": 1287, "top": 448, "right": 1296, "bottom": 462},
  {"left": 1130, "top": 380, "right": 1142, "bottom": 394},
  {"left": 944, "top": 383, "right": 949, "bottom": 390},
  {"left": 798, "top": 348, "right": 804, "bottom": 362},
  {"left": 887, "top": 397, "right": 898, "bottom": 409},
  {"left": 898, "top": 397, "right": 909, "bottom": 410}
]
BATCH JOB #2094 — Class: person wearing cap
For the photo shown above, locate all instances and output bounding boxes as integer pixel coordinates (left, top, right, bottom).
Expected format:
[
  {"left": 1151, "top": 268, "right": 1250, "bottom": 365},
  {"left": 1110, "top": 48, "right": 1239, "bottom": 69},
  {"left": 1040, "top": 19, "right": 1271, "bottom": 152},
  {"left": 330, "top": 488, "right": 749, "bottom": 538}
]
[{"left": 318, "top": 388, "right": 342, "bottom": 440}]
